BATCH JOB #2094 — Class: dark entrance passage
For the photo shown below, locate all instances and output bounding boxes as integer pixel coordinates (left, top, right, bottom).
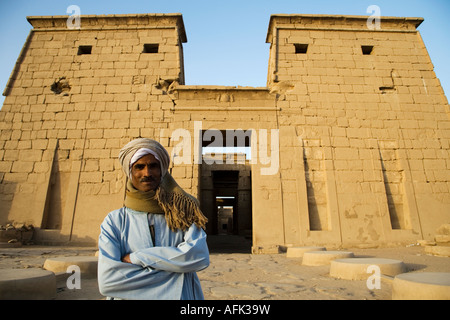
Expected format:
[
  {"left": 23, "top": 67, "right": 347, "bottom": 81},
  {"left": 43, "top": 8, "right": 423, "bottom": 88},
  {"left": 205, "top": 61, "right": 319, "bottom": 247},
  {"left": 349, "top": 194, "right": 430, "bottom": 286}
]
[
  {"left": 199, "top": 129, "right": 253, "bottom": 253},
  {"left": 206, "top": 235, "right": 252, "bottom": 253},
  {"left": 206, "top": 170, "right": 252, "bottom": 253},
  {"left": 212, "top": 170, "right": 238, "bottom": 236}
]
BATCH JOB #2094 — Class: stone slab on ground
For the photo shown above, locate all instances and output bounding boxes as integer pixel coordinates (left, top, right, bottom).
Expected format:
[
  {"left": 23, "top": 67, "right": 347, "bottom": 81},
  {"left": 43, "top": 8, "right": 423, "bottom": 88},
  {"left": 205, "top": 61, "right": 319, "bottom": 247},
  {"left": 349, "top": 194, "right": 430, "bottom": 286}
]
[
  {"left": 302, "top": 251, "right": 354, "bottom": 266},
  {"left": 43, "top": 256, "right": 98, "bottom": 277},
  {"left": 392, "top": 272, "right": 450, "bottom": 300},
  {"left": 1, "top": 245, "right": 449, "bottom": 300},
  {"left": 330, "top": 258, "right": 406, "bottom": 280},
  {"left": 424, "top": 245, "right": 450, "bottom": 257},
  {"left": 0, "top": 268, "right": 56, "bottom": 300},
  {"left": 286, "top": 246, "right": 326, "bottom": 258}
]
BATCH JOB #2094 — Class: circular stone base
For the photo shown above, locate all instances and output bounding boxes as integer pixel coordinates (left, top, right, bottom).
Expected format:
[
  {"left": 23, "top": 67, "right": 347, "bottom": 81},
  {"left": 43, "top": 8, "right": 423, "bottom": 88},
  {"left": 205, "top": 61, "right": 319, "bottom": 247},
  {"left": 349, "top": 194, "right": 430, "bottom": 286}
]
[
  {"left": 43, "top": 256, "right": 98, "bottom": 277},
  {"left": 392, "top": 272, "right": 450, "bottom": 300},
  {"left": 0, "top": 269, "right": 56, "bottom": 300},
  {"left": 286, "top": 246, "right": 326, "bottom": 258},
  {"left": 302, "top": 251, "right": 354, "bottom": 266},
  {"left": 330, "top": 258, "right": 406, "bottom": 280}
]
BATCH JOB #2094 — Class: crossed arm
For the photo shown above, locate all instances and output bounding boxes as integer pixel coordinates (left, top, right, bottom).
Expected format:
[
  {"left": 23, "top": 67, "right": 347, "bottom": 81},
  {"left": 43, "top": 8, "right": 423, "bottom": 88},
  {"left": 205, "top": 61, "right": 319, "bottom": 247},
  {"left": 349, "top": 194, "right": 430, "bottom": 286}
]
[
  {"left": 97, "top": 215, "right": 209, "bottom": 299},
  {"left": 125, "top": 225, "right": 209, "bottom": 273}
]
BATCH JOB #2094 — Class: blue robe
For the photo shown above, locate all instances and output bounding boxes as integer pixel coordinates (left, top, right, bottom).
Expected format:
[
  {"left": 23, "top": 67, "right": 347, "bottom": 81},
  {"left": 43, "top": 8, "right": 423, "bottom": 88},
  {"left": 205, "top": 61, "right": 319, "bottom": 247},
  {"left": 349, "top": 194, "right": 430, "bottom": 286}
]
[{"left": 97, "top": 207, "right": 210, "bottom": 300}]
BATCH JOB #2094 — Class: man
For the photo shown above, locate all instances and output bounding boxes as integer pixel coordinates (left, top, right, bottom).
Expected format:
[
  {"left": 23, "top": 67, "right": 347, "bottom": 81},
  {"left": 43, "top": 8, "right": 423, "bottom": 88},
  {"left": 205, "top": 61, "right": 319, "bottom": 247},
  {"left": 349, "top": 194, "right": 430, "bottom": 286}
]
[{"left": 98, "top": 138, "right": 209, "bottom": 300}]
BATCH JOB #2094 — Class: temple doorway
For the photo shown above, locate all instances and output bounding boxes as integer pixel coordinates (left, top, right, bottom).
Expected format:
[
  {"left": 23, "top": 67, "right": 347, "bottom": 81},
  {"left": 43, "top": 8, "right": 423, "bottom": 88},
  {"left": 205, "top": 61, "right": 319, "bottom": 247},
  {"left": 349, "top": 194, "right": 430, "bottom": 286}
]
[{"left": 199, "top": 130, "right": 253, "bottom": 252}]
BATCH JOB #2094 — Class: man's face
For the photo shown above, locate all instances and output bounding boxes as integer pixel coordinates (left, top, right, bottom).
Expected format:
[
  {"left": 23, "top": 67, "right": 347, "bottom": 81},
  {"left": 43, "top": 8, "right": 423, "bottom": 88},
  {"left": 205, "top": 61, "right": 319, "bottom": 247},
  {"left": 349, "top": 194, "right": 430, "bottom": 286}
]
[{"left": 130, "top": 154, "right": 161, "bottom": 192}]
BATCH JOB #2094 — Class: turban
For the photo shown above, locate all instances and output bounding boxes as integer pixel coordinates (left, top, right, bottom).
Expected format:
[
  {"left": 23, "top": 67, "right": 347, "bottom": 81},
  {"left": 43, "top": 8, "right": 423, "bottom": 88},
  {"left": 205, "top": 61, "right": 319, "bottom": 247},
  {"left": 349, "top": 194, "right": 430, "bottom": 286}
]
[
  {"left": 118, "top": 138, "right": 207, "bottom": 231},
  {"left": 119, "top": 138, "right": 170, "bottom": 180}
]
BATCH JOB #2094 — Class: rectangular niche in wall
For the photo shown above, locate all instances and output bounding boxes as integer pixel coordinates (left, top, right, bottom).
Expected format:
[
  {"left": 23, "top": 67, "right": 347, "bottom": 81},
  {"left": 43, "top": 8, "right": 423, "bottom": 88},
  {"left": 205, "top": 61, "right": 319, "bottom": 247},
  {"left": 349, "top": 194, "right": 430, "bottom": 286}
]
[
  {"left": 361, "top": 45, "right": 374, "bottom": 55},
  {"left": 294, "top": 43, "right": 308, "bottom": 54},
  {"left": 77, "top": 45, "right": 92, "bottom": 55},
  {"left": 143, "top": 43, "right": 159, "bottom": 53},
  {"left": 378, "top": 141, "right": 409, "bottom": 230},
  {"left": 303, "top": 139, "right": 329, "bottom": 231},
  {"left": 41, "top": 149, "right": 70, "bottom": 230}
]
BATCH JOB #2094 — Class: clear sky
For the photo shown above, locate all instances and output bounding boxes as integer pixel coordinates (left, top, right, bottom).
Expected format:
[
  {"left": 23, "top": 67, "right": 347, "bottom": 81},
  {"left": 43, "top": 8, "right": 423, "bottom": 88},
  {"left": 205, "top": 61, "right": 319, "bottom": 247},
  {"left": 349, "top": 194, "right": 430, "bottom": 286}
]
[{"left": 0, "top": 0, "right": 449, "bottom": 107}]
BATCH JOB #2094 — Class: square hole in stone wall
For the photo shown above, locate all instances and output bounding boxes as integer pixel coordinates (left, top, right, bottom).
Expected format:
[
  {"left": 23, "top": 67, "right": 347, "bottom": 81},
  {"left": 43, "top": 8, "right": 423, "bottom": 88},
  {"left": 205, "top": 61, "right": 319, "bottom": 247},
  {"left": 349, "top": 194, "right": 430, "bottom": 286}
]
[
  {"left": 77, "top": 45, "right": 92, "bottom": 55},
  {"left": 362, "top": 45, "right": 374, "bottom": 55},
  {"left": 294, "top": 43, "right": 308, "bottom": 54},
  {"left": 143, "top": 43, "right": 159, "bottom": 53}
]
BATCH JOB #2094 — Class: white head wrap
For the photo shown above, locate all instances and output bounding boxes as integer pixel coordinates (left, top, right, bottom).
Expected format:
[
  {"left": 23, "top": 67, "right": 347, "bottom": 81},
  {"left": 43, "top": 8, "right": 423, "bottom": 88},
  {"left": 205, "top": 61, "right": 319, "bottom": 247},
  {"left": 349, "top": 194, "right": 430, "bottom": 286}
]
[{"left": 129, "top": 148, "right": 161, "bottom": 179}]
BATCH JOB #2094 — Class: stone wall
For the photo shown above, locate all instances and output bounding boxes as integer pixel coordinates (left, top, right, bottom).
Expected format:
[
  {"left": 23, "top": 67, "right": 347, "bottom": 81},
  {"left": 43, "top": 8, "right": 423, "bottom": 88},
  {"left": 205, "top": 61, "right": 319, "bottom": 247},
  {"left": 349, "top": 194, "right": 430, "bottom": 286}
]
[
  {"left": 264, "top": 14, "right": 449, "bottom": 250},
  {"left": 0, "top": 14, "right": 186, "bottom": 244},
  {"left": 0, "top": 13, "right": 448, "bottom": 251}
]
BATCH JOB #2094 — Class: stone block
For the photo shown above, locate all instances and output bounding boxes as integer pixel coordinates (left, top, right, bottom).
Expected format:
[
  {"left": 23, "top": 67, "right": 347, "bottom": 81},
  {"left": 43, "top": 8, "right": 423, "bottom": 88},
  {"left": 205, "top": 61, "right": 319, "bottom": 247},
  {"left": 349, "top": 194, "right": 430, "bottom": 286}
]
[
  {"left": 79, "top": 172, "right": 103, "bottom": 183},
  {"left": 0, "top": 269, "right": 56, "bottom": 300},
  {"left": 286, "top": 246, "right": 326, "bottom": 258},
  {"left": 0, "top": 161, "right": 13, "bottom": 172},
  {"left": 171, "top": 166, "right": 186, "bottom": 179},
  {"left": 43, "top": 256, "right": 98, "bottom": 278},
  {"left": 392, "top": 272, "right": 450, "bottom": 300},
  {"left": 11, "top": 161, "right": 34, "bottom": 173},
  {"left": 33, "top": 162, "right": 50, "bottom": 173},
  {"left": 302, "top": 251, "right": 354, "bottom": 266},
  {"left": 425, "top": 245, "right": 450, "bottom": 257},
  {"left": 106, "top": 84, "right": 131, "bottom": 94},
  {"left": 84, "top": 160, "right": 99, "bottom": 172},
  {"left": 99, "top": 159, "right": 115, "bottom": 172},
  {"left": 330, "top": 258, "right": 406, "bottom": 280}
]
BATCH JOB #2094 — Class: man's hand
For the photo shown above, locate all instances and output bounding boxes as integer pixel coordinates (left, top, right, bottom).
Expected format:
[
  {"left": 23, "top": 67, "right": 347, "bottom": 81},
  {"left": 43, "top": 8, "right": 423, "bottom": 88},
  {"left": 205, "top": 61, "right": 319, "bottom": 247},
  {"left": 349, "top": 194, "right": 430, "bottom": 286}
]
[{"left": 121, "top": 254, "right": 132, "bottom": 263}]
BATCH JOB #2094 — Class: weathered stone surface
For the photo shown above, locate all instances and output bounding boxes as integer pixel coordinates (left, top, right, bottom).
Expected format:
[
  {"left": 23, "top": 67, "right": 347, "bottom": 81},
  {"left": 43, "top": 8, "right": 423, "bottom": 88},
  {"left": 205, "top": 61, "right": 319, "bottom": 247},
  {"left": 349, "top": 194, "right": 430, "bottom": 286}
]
[
  {"left": 302, "top": 251, "right": 354, "bottom": 266},
  {"left": 0, "top": 268, "right": 56, "bottom": 300},
  {"left": 330, "top": 258, "right": 406, "bottom": 280},
  {"left": 0, "top": 13, "right": 448, "bottom": 252},
  {"left": 424, "top": 245, "right": 450, "bottom": 257},
  {"left": 43, "top": 256, "right": 98, "bottom": 277},
  {"left": 392, "top": 272, "right": 450, "bottom": 300},
  {"left": 286, "top": 246, "right": 326, "bottom": 258}
]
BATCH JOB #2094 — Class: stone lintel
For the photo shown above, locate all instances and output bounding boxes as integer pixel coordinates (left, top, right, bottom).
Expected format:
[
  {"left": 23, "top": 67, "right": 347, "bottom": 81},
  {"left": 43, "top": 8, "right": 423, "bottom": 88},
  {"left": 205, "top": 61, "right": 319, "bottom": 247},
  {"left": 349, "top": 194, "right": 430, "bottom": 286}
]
[
  {"left": 175, "top": 85, "right": 271, "bottom": 98},
  {"left": 173, "top": 86, "right": 277, "bottom": 111}
]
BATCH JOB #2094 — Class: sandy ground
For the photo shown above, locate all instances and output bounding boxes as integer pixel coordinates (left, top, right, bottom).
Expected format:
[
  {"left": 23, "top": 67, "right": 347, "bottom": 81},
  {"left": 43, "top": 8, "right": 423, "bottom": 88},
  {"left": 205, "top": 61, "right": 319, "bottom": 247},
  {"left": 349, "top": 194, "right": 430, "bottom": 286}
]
[{"left": 0, "top": 236, "right": 449, "bottom": 300}]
